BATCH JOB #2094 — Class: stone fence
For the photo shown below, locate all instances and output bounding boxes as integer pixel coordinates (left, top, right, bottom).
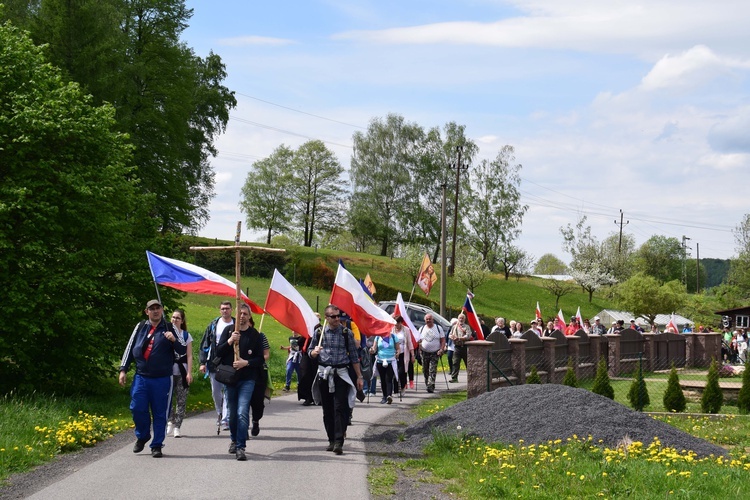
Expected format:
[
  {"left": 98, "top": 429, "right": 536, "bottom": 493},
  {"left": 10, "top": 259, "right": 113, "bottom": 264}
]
[{"left": 465, "top": 328, "right": 722, "bottom": 398}]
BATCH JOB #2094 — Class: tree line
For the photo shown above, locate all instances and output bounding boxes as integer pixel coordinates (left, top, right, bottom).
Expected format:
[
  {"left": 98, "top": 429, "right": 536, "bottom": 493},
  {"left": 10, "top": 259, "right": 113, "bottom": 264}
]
[{"left": 0, "top": 1, "right": 235, "bottom": 394}]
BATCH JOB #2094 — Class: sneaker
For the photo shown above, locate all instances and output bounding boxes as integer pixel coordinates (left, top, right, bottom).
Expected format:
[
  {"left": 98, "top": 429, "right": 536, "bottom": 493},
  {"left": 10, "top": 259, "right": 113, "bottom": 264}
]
[
  {"left": 173, "top": 427, "right": 181, "bottom": 438},
  {"left": 386, "top": 395, "right": 392, "bottom": 405},
  {"left": 282, "top": 386, "right": 290, "bottom": 392},
  {"left": 228, "top": 441, "right": 236, "bottom": 454},
  {"left": 380, "top": 397, "right": 387, "bottom": 404},
  {"left": 427, "top": 387, "right": 434, "bottom": 393},
  {"left": 326, "top": 442, "right": 334, "bottom": 452},
  {"left": 222, "top": 422, "right": 230, "bottom": 431},
  {"left": 333, "top": 442, "right": 343, "bottom": 455},
  {"left": 236, "top": 448, "right": 246, "bottom": 461},
  {"left": 450, "top": 378, "right": 458, "bottom": 383},
  {"left": 251, "top": 421, "right": 260, "bottom": 437},
  {"left": 151, "top": 447, "right": 163, "bottom": 458},
  {"left": 409, "top": 381, "right": 415, "bottom": 389},
  {"left": 133, "top": 438, "right": 148, "bottom": 453},
  {"left": 166, "top": 422, "right": 174, "bottom": 436},
  {"left": 302, "top": 400, "right": 314, "bottom": 406}
]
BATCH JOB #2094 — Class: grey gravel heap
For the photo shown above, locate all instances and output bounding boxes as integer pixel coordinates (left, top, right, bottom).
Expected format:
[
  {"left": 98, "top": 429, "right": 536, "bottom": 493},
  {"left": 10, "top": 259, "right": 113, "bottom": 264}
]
[{"left": 399, "top": 385, "right": 727, "bottom": 458}]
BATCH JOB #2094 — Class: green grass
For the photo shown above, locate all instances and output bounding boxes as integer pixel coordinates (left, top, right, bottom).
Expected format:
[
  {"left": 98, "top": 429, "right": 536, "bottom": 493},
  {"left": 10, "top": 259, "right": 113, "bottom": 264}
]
[{"left": 370, "top": 391, "right": 750, "bottom": 499}]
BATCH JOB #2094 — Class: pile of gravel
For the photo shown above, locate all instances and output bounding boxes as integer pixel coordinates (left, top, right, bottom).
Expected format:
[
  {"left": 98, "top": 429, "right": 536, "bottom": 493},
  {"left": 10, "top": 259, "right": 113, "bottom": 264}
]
[{"left": 387, "top": 385, "right": 726, "bottom": 458}]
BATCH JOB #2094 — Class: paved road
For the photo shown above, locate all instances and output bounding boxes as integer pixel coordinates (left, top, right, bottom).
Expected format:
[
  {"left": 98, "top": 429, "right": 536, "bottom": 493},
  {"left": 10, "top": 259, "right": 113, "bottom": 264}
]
[{"left": 24, "top": 372, "right": 466, "bottom": 500}]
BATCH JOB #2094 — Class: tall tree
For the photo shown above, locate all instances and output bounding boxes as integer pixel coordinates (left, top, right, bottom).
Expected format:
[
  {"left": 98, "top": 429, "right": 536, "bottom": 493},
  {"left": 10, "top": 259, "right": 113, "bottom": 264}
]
[
  {"left": 534, "top": 253, "right": 569, "bottom": 275},
  {"left": 291, "top": 140, "right": 347, "bottom": 247},
  {"left": 5, "top": 0, "right": 237, "bottom": 233},
  {"left": 561, "top": 215, "right": 613, "bottom": 301},
  {"left": 614, "top": 273, "right": 687, "bottom": 325},
  {"left": 466, "top": 145, "right": 528, "bottom": 273},
  {"left": 119, "top": 1, "right": 236, "bottom": 232},
  {"left": 240, "top": 145, "right": 294, "bottom": 244},
  {"left": 727, "top": 214, "right": 750, "bottom": 298},
  {"left": 454, "top": 246, "right": 490, "bottom": 293},
  {"left": 408, "top": 122, "right": 478, "bottom": 259},
  {"left": 350, "top": 113, "right": 424, "bottom": 256},
  {"left": 0, "top": 19, "right": 156, "bottom": 393},
  {"left": 633, "top": 235, "right": 683, "bottom": 284},
  {"left": 601, "top": 232, "right": 636, "bottom": 283}
]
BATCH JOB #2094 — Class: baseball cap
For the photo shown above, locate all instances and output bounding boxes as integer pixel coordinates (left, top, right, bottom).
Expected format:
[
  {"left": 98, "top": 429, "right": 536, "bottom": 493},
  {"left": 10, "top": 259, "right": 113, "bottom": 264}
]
[
  {"left": 146, "top": 299, "right": 161, "bottom": 308},
  {"left": 594, "top": 316, "right": 600, "bottom": 321}
]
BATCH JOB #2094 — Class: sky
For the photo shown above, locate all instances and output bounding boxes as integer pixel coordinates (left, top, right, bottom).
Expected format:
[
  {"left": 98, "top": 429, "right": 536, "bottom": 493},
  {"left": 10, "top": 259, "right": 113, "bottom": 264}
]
[{"left": 183, "top": 0, "right": 750, "bottom": 263}]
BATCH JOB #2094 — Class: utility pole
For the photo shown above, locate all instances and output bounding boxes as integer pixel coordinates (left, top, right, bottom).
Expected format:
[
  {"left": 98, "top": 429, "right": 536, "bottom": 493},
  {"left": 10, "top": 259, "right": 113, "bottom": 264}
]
[
  {"left": 613, "top": 209, "right": 629, "bottom": 253},
  {"left": 696, "top": 243, "right": 700, "bottom": 293},
  {"left": 681, "top": 235, "right": 691, "bottom": 287},
  {"left": 440, "top": 183, "right": 447, "bottom": 317},
  {"left": 449, "top": 145, "right": 468, "bottom": 276}
]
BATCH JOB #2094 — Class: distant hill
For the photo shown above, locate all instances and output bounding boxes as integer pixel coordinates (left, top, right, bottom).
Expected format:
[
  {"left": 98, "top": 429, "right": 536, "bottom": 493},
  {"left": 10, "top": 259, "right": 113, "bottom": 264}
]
[{"left": 701, "top": 258, "right": 730, "bottom": 288}]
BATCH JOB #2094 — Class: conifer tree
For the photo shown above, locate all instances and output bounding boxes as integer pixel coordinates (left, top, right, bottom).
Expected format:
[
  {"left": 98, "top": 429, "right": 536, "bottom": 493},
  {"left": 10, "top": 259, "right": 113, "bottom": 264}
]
[
  {"left": 562, "top": 357, "right": 578, "bottom": 388},
  {"left": 738, "top": 358, "right": 750, "bottom": 415},
  {"left": 663, "top": 365, "right": 686, "bottom": 413},
  {"left": 527, "top": 365, "right": 542, "bottom": 384},
  {"left": 591, "top": 357, "right": 614, "bottom": 399},
  {"left": 628, "top": 367, "right": 650, "bottom": 411},
  {"left": 701, "top": 359, "right": 723, "bottom": 414}
]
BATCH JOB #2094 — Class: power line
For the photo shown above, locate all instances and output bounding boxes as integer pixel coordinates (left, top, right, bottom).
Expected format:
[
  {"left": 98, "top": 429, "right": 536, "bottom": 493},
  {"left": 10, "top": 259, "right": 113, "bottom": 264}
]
[
  {"left": 229, "top": 114, "right": 353, "bottom": 149},
  {"left": 236, "top": 92, "right": 366, "bottom": 130}
]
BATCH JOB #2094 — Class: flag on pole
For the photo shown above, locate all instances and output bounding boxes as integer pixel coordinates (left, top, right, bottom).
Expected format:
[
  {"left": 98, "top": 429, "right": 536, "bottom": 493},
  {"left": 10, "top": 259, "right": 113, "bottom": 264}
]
[
  {"left": 363, "top": 273, "right": 376, "bottom": 297},
  {"left": 555, "top": 309, "right": 566, "bottom": 331},
  {"left": 264, "top": 269, "right": 319, "bottom": 339},
  {"left": 535, "top": 302, "right": 543, "bottom": 322},
  {"left": 146, "top": 251, "right": 264, "bottom": 314},
  {"left": 330, "top": 262, "right": 396, "bottom": 336},
  {"left": 394, "top": 292, "right": 417, "bottom": 367},
  {"left": 576, "top": 306, "right": 586, "bottom": 332},
  {"left": 416, "top": 253, "right": 437, "bottom": 296},
  {"left": 666, "top": 313, "right": 679, "bottom": 333},
  {"left": 462, "top": 291, "right": 485, "bottom": 341}
]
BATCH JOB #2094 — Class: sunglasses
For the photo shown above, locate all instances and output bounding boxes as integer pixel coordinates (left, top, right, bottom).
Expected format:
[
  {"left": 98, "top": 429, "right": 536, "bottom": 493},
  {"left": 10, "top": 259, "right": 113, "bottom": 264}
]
[{"left": 326, "top": 314, "right": 340, "bottom": 319}]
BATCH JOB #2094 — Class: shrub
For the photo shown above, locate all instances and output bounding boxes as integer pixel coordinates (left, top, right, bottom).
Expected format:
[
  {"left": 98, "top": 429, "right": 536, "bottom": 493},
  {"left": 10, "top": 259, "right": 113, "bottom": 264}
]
[
  {"left": 526, "top": 365, "right": 542, "bottom": 384},
  {"left": 662, "top": 365, "right": 686, "bottom": 413},
  {"left": 701, "top": 359, "right": 724, "bottom": 414},
  {"left": 591, "top": 357, "right": 614, "bottom": 399},
  {"left": 628, "top": 368, "right": 650, "bottom": 411},
  {"left": 562, "top": 358, "right": 578, "bottom": 388},
  {"left": 738, "top": 359, "right": 750, "bottom": 415}
]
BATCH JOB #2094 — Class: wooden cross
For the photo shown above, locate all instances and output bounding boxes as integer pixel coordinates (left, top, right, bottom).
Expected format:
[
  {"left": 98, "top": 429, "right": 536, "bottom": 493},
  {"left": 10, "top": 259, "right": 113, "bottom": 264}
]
[{"left": 190, "top": 221, "right": 285, "bottom": 360}]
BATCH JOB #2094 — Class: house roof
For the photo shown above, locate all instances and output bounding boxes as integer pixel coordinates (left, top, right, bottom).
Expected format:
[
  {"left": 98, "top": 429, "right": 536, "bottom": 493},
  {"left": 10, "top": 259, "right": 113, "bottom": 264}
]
[{"left": 595, "top": 309, "right": 693, "bottom": 327}]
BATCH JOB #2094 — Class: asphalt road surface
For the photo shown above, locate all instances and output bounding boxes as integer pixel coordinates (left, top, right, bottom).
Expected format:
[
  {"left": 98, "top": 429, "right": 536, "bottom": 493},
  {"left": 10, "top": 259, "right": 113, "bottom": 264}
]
[{"left": 5, "top": 371, "right": 466, "bottom": 500}]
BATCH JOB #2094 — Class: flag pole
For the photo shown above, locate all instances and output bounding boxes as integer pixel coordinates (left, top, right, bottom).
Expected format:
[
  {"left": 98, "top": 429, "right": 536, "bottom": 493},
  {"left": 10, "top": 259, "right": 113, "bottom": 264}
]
[
  {"left": 233, "top": 221, "right": 241, "bottom": 362},
  {"left": 146, "top": 251, "right": 163, "bottom": 305}
]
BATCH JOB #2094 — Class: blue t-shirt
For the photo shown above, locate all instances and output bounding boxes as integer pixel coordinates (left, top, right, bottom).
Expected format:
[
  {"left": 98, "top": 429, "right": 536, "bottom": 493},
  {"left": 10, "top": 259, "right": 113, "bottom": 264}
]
[{"left": 375, "top": 334, "right": 397, "bottom": 362}]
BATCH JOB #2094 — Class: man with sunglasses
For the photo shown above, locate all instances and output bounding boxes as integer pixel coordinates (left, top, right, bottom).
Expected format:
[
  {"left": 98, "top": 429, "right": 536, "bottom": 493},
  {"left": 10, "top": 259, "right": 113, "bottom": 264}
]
[
  {"left": 119, "top": 299, "right": 187, "bottom": 458},
  {"left": 309, "top": 304, "right": 364, "bottom": 455}
]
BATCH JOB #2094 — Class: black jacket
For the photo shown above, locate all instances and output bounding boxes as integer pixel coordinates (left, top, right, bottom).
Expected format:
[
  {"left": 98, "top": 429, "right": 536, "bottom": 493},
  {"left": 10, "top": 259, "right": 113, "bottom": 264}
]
[{"left": 216, "top": 324, "right": 265, "bottom": 382}]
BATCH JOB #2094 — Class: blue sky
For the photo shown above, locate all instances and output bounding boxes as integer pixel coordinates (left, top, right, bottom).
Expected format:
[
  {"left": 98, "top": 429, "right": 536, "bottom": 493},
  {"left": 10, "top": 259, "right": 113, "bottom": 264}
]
[{"left": 184, "top": 0, "right": 750, "bottom": 263}]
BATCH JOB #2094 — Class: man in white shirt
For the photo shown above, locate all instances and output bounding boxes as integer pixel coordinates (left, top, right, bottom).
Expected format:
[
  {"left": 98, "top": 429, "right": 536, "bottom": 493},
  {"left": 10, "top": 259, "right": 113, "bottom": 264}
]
[{"left": 418, "top": 314, "right": 446, "bottom": 393}]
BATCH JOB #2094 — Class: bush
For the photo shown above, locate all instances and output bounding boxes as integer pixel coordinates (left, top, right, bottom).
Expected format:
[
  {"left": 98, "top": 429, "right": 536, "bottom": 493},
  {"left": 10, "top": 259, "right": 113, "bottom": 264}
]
[
  {"left": 562, "top": 358, "right": 578, "bottom": 388},
  {"left": 591, "top": 357, "right": 614, "bottom": 399},
  {"left": 738, "top": 359, "right": 750, "bottom": 415},
  {"left": 294, "top": 258, "right": 335, "bottom": 289},
  {"left": 628, "top": 367, "right": 650, "bottom": 411},
  {"left": 701, "top": 359, "right": 724, "bottom": 414},
  {"left": 526, "top": 365, "right": 541, "bottom": 384},
  {"left": 662, "top": 365, "right": 686, "bottom": 413}
]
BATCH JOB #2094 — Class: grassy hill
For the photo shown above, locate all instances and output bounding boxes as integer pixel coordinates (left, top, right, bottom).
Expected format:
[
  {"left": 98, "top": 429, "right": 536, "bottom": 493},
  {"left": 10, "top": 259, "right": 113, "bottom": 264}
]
[{"left": 182, "top": 237, "right": 614, "bottom": 326}]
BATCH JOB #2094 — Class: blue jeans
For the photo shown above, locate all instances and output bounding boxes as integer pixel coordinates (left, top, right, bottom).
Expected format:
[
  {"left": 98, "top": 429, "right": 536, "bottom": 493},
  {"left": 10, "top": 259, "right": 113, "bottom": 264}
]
[
  {"left": 285, "top": 360, "right": 300, "bottom": 388},
  {"left": 130, "top": 374, "right": 172, "bottom": 449},
  {"left": 225, "top": 378, "right": 256, "bottom": 450}
]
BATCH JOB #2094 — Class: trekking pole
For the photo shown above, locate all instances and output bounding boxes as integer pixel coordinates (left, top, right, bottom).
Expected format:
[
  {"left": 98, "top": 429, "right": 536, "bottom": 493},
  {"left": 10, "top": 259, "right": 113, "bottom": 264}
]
[{"left": 438, "top": 355, "right": 450, "bottom": 390}]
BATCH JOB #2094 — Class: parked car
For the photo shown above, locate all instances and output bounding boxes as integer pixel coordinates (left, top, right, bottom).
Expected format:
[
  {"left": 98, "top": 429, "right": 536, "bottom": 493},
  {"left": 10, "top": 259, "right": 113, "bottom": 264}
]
[{"left": 378, "top": 301, "right": 452, "bottom": 333}]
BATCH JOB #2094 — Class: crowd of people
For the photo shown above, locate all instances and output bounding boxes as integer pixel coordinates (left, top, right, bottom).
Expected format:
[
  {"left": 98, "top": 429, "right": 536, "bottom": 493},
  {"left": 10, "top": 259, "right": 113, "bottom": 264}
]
[{"left": 118, "top": 297, "right": 493, "bottom": 460}]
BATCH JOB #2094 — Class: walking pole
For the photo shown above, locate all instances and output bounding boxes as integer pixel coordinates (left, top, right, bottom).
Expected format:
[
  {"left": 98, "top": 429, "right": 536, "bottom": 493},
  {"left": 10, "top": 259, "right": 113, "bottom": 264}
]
[{"left": 438, "top": 355, "right": 450, "bottom": 390}]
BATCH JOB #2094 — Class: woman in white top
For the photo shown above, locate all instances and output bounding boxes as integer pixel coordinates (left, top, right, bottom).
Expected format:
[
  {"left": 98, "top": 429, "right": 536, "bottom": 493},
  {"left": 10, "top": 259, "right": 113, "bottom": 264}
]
[
  {"left": 168, "top": 309, "right": 193, "bottom": 438},
  {"left": 391, "top": 316, "right": 414, "bottom": 392}
]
